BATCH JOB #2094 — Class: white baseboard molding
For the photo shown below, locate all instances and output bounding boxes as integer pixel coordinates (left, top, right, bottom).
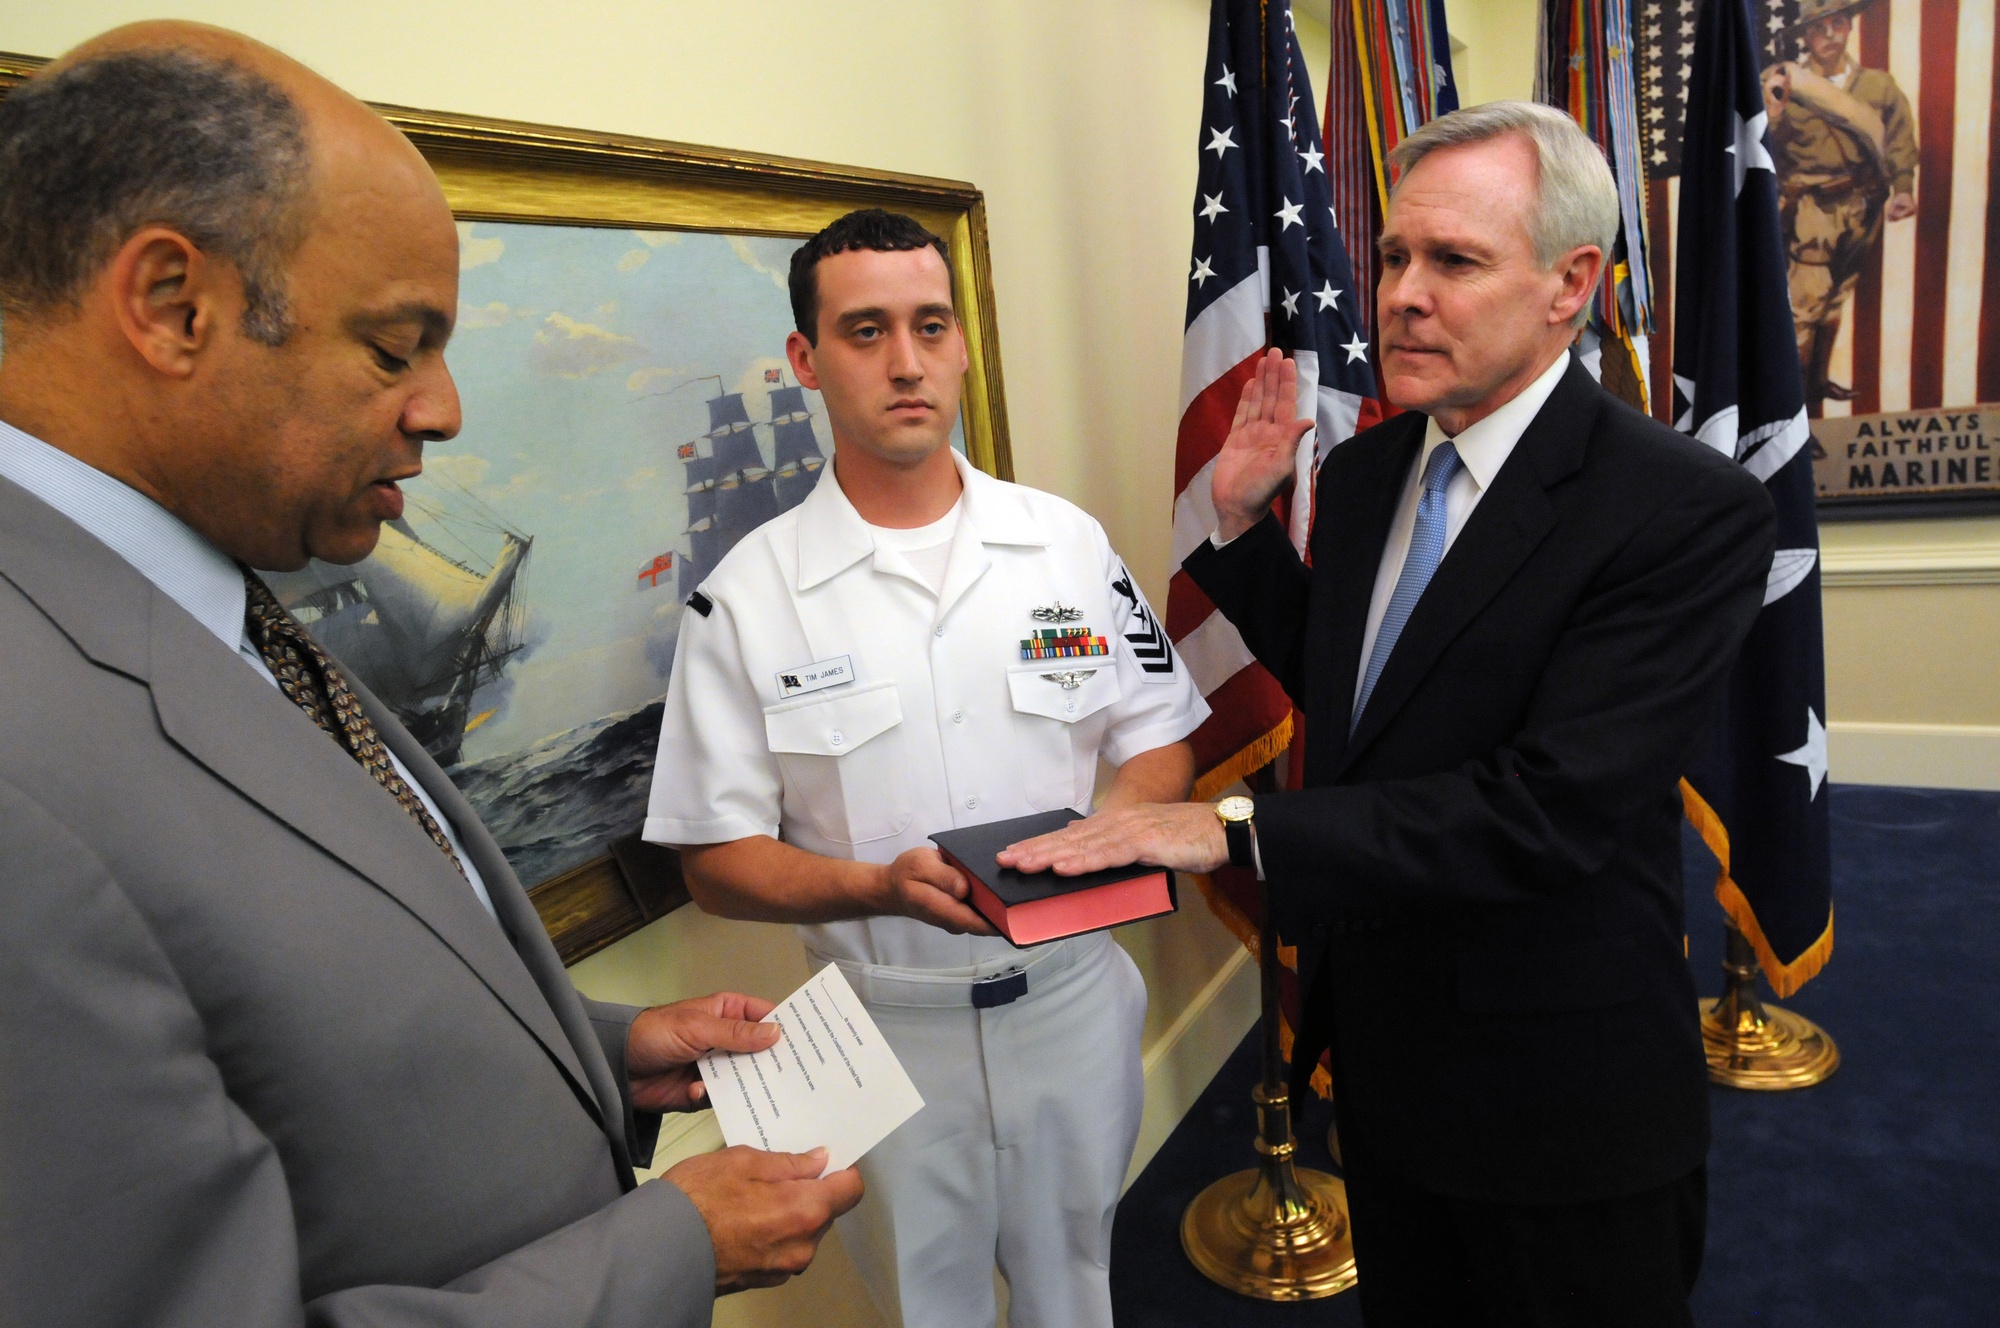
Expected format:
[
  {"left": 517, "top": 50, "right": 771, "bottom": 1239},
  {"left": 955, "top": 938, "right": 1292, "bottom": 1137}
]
[
  {"left": 1830, "top": 721, "right": 2000, "bottom": 791},
  {"left": 1125, "top": 944, "right": 1260, "bottom": 1191}
]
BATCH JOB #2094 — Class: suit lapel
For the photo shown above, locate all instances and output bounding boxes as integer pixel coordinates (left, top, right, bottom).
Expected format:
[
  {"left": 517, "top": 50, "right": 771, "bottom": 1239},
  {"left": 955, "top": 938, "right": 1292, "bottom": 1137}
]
[
  {"left": 365, "top": 703, "right": 625, "bottom": 1148},
  {"left": 0, "top": 479, "right": 605, "bottom": 1127},
  {"left": 1337, "top": 362, "right": 1599, "bottom": 775},
  {"left": 1310, "top": 418, "right": 1425, "bottom": 773},
  {"left": 144, "top": 605, "right": 602, "bottom": 1108}
]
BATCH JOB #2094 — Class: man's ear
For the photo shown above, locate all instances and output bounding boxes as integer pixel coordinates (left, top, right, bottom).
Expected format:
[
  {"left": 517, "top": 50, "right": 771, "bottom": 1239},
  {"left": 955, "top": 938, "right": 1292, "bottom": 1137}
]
[
  {"left": 1549, "top": 244, "right": 1607, "bottom": 327},
  {"left": 785, "top": 328, "right": 819, "bottom": 390},
  {"left": 104, "top": 227, "right": 230, "bottom": 378}
]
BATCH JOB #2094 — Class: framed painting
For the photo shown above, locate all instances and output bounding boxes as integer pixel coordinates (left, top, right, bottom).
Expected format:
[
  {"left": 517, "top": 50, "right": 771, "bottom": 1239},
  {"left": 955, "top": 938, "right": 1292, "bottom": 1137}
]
[{"left": 0, "top": 54, "right": 1014, "bottom": 963}]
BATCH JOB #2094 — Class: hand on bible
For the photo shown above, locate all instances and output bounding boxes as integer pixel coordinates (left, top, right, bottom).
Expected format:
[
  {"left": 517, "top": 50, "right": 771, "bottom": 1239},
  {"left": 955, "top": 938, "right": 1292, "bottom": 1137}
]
[
  {"left": 996, "top": 802, "right": 1230, "bottom": 877},
  {"left": 879, "top": 845, "right": 999, "bottom": 937},
  {"left": 663, "top": 1146, "right": 864, "bottom": 1294},
  {"left": 1212, "top": 347, "right": 1315, "bottom": 543},
  {"left": 627, "top": 992, "right": 780, "bottom": 1113}
]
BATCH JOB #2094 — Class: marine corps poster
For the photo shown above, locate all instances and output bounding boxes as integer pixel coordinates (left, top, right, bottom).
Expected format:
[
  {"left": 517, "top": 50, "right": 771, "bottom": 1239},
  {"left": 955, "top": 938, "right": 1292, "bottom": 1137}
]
[{"left": 1641, "top": 0, "right": 2000, "bottom": 510}]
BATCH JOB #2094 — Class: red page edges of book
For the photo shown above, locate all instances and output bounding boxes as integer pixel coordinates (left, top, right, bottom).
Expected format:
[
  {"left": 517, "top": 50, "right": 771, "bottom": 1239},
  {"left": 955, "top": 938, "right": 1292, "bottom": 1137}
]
[
  {"left": 962, "top": 867, "right": 1175, "bottom": 947},
  {"left": 931, "top": 808, "right": 1179, "bottom": 949}
]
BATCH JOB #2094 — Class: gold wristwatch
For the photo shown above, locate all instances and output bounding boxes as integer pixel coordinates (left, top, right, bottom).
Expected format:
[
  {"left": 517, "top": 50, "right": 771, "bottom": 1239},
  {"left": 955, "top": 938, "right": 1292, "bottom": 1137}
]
[{"left": 1214, "top": 795, "right": 1256, "bottom": 869}]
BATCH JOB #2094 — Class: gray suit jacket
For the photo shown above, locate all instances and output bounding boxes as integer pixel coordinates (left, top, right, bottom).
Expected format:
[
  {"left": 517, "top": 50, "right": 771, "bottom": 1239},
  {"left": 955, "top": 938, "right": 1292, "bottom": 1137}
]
[{"left": 0, "top": 475, "right": 714, "bottom": 1328}]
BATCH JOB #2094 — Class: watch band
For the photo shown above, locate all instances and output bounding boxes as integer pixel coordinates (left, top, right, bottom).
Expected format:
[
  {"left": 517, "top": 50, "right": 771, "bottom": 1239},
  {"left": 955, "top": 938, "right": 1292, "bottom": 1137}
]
[{"left": 1224, "top": 815, "right": 1254, "bottom": 869}]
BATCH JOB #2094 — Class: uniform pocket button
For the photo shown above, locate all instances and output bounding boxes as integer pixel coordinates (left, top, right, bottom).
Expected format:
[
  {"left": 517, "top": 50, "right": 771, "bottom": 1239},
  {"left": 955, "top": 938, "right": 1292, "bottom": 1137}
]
[
  {"left": 951, "top": 709, "right": 965, "bottom": 723},
  {"left": 965, "top": 796, "right": 978, "bottom": 810},
  {"left": 829, "top": 731, "right": 844, "bottom": 747}
]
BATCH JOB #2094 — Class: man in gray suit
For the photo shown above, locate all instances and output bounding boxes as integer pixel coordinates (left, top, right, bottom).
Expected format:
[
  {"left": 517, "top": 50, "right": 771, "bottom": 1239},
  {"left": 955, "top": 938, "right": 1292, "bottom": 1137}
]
[{"left": 0, "top": 23, "right": 862, "bottom": 1328}]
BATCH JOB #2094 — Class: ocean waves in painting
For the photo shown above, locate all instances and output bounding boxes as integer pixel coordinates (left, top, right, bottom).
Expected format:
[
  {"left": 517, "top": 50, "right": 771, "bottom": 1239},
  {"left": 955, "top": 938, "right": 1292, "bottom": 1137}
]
[{"left": 450, "top": 697, "right": 665, "bottom": 887}]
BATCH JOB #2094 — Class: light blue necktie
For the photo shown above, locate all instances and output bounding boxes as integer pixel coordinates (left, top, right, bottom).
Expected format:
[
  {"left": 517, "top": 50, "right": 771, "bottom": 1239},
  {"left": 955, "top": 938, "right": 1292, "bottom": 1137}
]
[{"left": 1352, "top": 440, "right": 1462, "bottom": 733}]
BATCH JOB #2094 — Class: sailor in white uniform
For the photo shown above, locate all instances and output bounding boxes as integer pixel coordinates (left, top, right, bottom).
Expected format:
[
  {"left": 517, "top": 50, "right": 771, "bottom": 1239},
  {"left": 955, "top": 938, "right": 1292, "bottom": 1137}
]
[{"left": 644, "top": 210, "right": 1206, "bottom": 1328}]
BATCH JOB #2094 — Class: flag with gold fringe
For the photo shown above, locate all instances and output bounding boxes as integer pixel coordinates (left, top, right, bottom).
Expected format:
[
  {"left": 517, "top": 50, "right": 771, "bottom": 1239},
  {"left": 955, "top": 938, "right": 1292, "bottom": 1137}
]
[
  {"left": 1170, "top": 0, "right": 1458, "bottom": 1093},
  {"left": 1169, "top": 0, "right": 1382, "bottom": 987},
  {"left": 1673, "top": 0, "right": 1832, "bottom": 996}
]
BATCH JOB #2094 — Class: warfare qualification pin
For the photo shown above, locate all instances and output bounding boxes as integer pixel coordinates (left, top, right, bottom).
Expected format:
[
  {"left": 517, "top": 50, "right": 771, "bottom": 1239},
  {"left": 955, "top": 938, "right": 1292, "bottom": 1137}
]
[
  {"left": 1031, "top": 602, "right": 1084, "bottom": 623},
  {"left": 1041, "top": 669, "right": 1099, "bottom": 690}
]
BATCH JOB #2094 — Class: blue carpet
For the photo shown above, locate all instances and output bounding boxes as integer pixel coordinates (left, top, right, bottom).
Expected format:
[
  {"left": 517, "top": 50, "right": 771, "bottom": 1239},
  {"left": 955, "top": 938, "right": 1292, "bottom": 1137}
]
[{"left": 1109, "top": 784, "right": 2000, "bottom": 1326}]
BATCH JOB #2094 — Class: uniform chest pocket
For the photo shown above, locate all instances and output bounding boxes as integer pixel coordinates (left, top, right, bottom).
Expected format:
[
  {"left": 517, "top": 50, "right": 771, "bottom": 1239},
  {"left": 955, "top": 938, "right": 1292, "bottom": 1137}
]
[
  {"left": 763, "top": 682, "right": 912, "bottom": 846},
  {"left": 1004, "top": 663, "right": 1123, "bottom": 811}
]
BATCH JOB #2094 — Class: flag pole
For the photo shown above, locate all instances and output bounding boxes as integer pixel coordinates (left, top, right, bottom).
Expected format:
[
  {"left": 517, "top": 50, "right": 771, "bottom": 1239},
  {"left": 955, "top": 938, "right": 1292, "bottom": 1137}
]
[
  {"left": 1180, "top": 764, "right": 1357, "bottom": 1300},
  {"left": 1701, "top": 919, "right": 1839, "bottom": 1089}
]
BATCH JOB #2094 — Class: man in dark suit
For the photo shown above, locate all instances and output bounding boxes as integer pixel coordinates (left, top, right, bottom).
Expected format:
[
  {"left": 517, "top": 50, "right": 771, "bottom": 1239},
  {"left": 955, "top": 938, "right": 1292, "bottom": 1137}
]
[
  {"left": 0, "top": 24, "right": 859, "bottom": 1328},
  {"left": 1002, "top": 102, "right": 1776, "bottom": 1325}
]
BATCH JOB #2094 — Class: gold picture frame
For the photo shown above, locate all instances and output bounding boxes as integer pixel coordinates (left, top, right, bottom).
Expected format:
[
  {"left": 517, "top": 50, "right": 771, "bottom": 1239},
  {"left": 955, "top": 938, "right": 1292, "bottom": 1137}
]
[{"left": 0, "top": 53, "right": 1014, "bottom": 964}]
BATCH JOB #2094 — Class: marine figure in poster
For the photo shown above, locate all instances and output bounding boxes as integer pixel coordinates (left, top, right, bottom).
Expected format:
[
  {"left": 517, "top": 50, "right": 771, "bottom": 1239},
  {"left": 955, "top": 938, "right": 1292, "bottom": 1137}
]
[{"left": 1761, "top": 0, "right": 1919, "bottom": 410}]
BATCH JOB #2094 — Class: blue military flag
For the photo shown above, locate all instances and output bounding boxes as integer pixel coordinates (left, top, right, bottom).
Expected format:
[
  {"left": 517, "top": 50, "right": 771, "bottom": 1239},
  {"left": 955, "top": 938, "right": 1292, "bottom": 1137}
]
[{"left": 1671, "top": 0, "right": 1832, "bottom": 994}]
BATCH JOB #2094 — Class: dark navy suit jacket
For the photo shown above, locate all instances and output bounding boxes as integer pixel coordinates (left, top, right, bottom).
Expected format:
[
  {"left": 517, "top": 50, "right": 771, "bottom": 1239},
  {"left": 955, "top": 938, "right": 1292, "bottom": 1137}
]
[{"left": 1184, "top": 360, "right": 1775, "bottom": 1205}]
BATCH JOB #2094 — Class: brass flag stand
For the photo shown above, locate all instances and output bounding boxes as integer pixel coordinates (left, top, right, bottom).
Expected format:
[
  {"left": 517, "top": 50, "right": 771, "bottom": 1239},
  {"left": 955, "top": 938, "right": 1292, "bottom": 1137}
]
[
  {"left": 1180, "top": 869, "right": 1357, "bottom": 1299},
  {"left": 1701, "top": 921, "right": 1839, "bottom": 1089}
]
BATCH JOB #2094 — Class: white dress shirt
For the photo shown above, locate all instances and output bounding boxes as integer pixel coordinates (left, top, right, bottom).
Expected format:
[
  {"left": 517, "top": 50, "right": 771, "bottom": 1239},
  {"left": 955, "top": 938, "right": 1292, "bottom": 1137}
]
[
  {"left": 1349, "top": 351, "right": 1570, "bottom": 709},
  {"left": 1207, "top": 351, "right": 1570, "bottom": 714},
  {"left": 0, "top": 418, "right": 497, "bottom": 918}
]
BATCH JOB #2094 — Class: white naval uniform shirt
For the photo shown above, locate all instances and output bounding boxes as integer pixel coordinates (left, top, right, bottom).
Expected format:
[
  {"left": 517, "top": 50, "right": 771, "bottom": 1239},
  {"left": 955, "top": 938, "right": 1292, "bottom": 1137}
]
[{"left": 644, "top": 449, "right": 1209, "bottom": 971}]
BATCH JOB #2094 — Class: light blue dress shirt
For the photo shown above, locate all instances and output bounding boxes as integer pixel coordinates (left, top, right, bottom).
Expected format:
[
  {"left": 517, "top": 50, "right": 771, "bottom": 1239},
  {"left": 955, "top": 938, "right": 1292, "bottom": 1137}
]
[{"left": 0, "top": 418, "right": 497, "bottom": 919}]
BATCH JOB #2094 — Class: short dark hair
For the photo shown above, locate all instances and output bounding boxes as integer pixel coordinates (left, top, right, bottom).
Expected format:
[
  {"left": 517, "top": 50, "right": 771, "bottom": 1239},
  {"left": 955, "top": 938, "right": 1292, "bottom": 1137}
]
[
  {"left": 787, "top": 208, "right": 953, "bottom": 345},
  {"left": 0, "top": 48, "right": 312, "bottom": 345}
]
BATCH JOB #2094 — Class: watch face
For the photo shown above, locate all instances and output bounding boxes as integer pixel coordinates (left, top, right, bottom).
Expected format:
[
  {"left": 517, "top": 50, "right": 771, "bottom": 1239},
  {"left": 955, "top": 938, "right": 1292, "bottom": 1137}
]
[{"left": 1216, "top": 795, "right": 1254, "bottom": 822}]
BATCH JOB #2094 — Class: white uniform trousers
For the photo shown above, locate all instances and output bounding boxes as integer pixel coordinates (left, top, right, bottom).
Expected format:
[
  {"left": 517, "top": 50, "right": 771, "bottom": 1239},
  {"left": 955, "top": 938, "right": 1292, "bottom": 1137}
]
[{"left": 813, "top": 933, "right": 1147, "bottom": 1328}]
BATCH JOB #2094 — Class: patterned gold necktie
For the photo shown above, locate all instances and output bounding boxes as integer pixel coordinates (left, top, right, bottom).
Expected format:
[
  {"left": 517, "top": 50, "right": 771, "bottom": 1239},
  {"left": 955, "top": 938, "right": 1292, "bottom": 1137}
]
[{"left": 242, "top": 570, "right": 469, "bottom": 881}]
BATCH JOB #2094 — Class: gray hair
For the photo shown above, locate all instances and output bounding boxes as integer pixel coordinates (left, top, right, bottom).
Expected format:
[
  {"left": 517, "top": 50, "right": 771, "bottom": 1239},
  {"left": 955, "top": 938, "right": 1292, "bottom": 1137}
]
[
  {"left": 0, "top": 48, "right": 312, "bottom": 345},
  {"left": 1386, "top": 100, "right": 1618, "bottom": 327}
]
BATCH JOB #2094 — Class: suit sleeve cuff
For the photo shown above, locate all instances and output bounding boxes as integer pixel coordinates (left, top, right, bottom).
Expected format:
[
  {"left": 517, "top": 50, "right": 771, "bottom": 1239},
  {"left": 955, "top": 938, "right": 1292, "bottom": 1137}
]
[{"left": 582, "top": 998, "right": 665, "bottom": 1169}]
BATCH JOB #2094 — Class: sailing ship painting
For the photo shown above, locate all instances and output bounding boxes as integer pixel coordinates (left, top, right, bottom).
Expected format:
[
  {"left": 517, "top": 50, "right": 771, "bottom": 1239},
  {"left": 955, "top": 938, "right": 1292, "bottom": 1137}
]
[
  {"left": 266, "top": 506, "right": 530, "bottom": 768},
  {"left": 677, "top": 374, "right": 826, "bottom": 596},
  {"left": 273, "top": 220, "right": 854, "bottom": 889}
]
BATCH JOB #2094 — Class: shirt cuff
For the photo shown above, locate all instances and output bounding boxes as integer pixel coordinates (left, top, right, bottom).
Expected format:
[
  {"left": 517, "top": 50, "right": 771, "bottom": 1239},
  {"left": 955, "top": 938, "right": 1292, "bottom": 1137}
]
[
  {"left": 641, "top": 811, "right": 774, "bottom": 846},
  {"left": 1209, "top": 527, "right": 1242, "bottom": 551},
  {"left": 1250, "top": 821, "right": 1265, "bottom": 881}
]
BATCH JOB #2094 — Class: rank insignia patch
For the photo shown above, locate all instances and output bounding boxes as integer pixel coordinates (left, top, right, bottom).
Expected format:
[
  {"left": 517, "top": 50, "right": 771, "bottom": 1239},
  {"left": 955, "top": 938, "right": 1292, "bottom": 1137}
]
[{"left": 1111, "top": 566, "right": 1175, "bottom": 678}]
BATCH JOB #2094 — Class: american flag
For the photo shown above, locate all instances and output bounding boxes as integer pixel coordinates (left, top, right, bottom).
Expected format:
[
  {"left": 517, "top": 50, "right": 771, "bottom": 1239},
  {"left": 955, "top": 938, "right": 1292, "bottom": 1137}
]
[
  {"left": 1673, "top": 0, "right": 1833, "bottom": 994},
  {"left": 1170, "top": 0, "right": 1382, "bottom": 811},
  {"left": 1644, "top": 0, "right": 2000, "bottom": 423}
]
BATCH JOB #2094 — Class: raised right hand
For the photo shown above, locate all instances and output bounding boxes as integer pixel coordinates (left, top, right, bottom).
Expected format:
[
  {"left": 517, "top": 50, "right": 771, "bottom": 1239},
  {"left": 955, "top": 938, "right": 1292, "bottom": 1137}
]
[
  {"left": 1212, "top": 348, "right": 1315, "bottom": 543},
  {"left": 879, "top": 846, "right": 998, "bottom": 936},
  {"left": 663, "top": 1146, "right": 865, "bottom": 1294}
]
